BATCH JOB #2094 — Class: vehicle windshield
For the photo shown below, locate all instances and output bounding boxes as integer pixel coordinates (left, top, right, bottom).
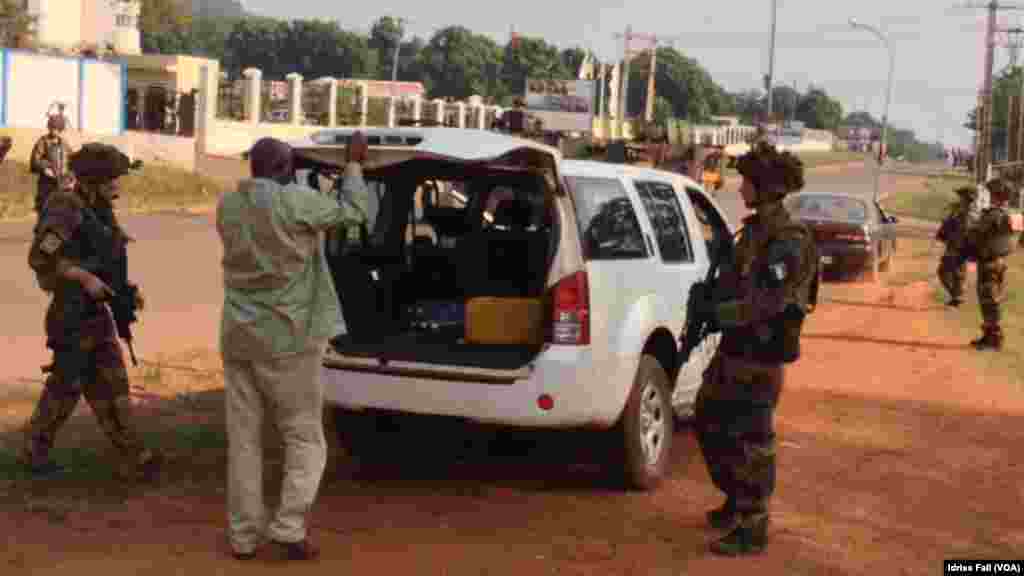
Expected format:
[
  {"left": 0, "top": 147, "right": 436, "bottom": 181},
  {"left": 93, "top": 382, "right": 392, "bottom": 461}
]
[{"left": 786, "top": 194, "right": 869, "bottom": 222}]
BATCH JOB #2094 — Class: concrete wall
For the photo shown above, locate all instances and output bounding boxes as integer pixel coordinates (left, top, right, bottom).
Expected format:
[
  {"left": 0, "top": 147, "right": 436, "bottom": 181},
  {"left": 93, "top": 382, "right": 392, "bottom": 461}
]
[
  {"left": 28, "top": 0, "right": 84, "bottom": 51},
  {"left": 1, "top": 49, "right": 126, "bottom": 136},
  {"left": 204, "top": 119, "right": 322, "bottom": 157},
  {"left": 0, "top": 126, "right": 195, "bottom": 171}
]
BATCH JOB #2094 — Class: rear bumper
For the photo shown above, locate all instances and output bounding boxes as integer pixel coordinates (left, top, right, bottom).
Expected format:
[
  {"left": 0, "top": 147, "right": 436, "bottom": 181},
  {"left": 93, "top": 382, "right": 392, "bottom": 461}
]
[
  {"left": 321, "top": 345, "right": 625, "bottom": 429},
  {"left": 818, "top": 242, "right": 873, "bottom": 269}
]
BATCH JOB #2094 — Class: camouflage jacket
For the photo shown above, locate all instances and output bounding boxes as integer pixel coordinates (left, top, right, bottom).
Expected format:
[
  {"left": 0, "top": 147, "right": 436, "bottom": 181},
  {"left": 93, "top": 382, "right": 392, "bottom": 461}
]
[
  {"left": 28, "top": 188, "right": 126, "bottom": 339},
  {"left": 936, "top": 200, "right": 977, "bottom": 252},
  {"left": 30, "top": 134, "right": 73, "bottom": 179},
  {"left": 967, "top": 203, "right": 1019, "bottom": 262},
  {"left": 716, "top": 201, "right": 819, "bottom": 362}
]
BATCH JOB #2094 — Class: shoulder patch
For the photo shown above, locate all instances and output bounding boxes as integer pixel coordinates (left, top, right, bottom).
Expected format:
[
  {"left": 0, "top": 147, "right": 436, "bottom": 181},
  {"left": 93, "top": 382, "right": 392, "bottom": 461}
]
[{"left": 39, "top": 232, "right": 63, "bottom": 255}]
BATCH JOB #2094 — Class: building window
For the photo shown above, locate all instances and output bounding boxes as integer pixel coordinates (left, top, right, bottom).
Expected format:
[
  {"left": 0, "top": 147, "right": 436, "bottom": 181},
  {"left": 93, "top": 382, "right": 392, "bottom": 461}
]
[{"left": 116, "top": 14, "right": 135, "bottom": 27}]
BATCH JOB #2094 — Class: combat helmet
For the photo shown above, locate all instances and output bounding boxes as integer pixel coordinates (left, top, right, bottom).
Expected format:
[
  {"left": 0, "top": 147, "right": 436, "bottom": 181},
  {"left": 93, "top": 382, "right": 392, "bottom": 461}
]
[
  {"left": 735, "top": 140, "right": 805, "bottom": 204},
  {"left": 68, "top": 143, "right": 140, "bottom": 184}
]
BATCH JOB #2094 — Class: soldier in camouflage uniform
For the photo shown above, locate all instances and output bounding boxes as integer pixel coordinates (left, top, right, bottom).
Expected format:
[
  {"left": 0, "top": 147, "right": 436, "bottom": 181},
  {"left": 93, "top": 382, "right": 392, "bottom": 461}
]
[
  {"left": 965, "top": 178, "right": 1021, "bottom": 351},
  {"left": 22, "top": 143, "right": 159, "bottom": 480},
  {"left": 693, "top": 141, "right": 819, "bottom": 556},
  {"left": 30, "top": 114, "right": 75, "bottom": 214},
  {"left": 936, "top": 186, "right": 979, "bottom": 307}
]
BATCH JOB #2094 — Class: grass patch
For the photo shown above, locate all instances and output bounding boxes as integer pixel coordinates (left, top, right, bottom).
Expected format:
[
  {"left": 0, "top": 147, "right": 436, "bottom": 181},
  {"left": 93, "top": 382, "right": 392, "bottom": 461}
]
[
  {"left": 887, "top": 236, "right": 1024, "bottom": 389},
  {"left": 0, "top": 161, "right": 228, "bottom": 221},
  {"left": 796, "top": 149, "right": 869, "bottom": 168},
  {"left": 881, "top": 173, "right": 971, "bottom": 222}
]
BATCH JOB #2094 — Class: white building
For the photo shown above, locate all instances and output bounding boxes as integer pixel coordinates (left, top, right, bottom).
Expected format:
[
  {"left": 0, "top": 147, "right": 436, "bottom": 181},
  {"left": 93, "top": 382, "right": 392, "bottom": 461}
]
[{"left": 25, "top": 0, "right": 141, "bottom": 55}]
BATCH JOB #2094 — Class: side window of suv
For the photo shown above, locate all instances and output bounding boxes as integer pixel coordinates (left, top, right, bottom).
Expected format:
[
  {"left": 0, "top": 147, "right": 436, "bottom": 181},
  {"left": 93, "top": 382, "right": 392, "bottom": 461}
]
[
  {"left": 634, "top": 180, "right": 695, "bottom": 263},
  {"left": 565, "top": 176, "right": 649, "bottom": 260}
]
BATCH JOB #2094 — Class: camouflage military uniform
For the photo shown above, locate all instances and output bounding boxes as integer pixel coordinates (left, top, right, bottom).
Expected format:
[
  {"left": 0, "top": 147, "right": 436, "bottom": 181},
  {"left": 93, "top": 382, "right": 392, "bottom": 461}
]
[
  {"left": 30, "top": 130, "right": 74, "bottom": 214},
  {"left": 694, "top": 142, "right": 818, "bottom": 556},
  {"left": 936, "top": 187, "right": 979, "bottom": 306},
  {"left": 22, "top": 145, "right": 157, "bottom": 480},
  {"left": 965, "top": 180, "right": 1020, "bottom": 350}
]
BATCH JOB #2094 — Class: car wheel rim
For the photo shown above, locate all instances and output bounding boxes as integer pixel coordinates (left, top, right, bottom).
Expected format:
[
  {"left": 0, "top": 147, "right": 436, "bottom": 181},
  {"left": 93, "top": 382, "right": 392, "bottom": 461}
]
[{"left": 639, "top": 380, "right": 666, "bottom": 467}]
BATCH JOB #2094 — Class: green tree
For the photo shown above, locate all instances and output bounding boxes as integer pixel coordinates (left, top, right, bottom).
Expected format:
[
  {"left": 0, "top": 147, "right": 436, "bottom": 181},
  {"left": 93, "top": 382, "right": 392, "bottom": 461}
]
[
  {"left": 625, "top": 47, "right": 733, "bottom": 123},
  {"left": 794, "top": 86, "right": 843, "bottom": 130},
  {"left": 0, "top": 0, "right": 36, "bottom": 48},
  {"left": 369, "top": 16, "right": 404, "bottom": 80},
  {"left": 421, "top": 26, "right": 502, "bottom": 99},
  {"left": 500, "top": 35, "right": 566, "bottom": 95}
]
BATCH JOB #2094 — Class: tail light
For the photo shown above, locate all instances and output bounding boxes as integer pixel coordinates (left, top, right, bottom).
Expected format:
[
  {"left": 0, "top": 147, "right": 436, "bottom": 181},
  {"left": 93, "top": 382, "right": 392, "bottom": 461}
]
[
  {"left": 550, "top": 271, "right": 590, "bottom": 345},
  {"left": 834, "top": 227, "right": 871, "bottom": 244}
]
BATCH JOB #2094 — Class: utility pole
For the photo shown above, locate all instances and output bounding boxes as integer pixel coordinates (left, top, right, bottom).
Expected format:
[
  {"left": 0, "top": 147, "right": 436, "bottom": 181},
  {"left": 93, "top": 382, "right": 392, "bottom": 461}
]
[
  {"left": 767, "top": 0, "right": 778, "bottom": 128},
  {"left": 612, "top": 30, "right": 684, "bottom": 129},
  {"left": 1002, "top": 26, "right": 1024, "bottom": 163},
  {"left": 957, "top": 1, "right": 1024, "bottom": 182}
]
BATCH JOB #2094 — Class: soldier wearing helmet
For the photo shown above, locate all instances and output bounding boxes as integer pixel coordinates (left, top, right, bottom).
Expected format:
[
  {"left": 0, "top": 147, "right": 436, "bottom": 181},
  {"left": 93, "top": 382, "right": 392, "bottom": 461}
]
[
  {"left": 692, "top": 141, "right": 819, "bottom": 556},
  {"left": 30, "top": 110, "right": 74, "bottom": 214},
  {"left": 22, "top": 142, "right": 159, "bottom": 480},
  {"left": 935, "top": 186, "right": 980, "bottom": 307},
  {"left": 964, "top": 178, "right": 1022, "bottom": 350}
]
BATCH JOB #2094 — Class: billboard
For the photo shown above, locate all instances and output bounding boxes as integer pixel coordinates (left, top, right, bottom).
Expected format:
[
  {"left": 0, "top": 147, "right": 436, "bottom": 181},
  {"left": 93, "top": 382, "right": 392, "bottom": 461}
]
[{"left": 524, "top": 78, "right": 596, "bottom": 132}]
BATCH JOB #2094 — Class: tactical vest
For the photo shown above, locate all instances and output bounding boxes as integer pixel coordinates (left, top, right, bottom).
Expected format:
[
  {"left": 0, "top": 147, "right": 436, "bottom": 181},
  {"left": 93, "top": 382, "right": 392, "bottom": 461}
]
[
  {"left": 978, "top": 209, "right": 1020, "bottom": 260},
  {"left": 721, "top": 222, "right": 817, "bottom": 365}
]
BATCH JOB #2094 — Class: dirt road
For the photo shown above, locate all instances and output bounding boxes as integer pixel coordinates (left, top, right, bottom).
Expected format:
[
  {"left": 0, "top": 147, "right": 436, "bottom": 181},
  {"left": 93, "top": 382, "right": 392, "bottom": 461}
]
[
  {"left": 3, "top": 246, "right": 1021, "bottom": 575},
  {"left": 4, "top": 162, "right": 1019, "bottom": 574}
]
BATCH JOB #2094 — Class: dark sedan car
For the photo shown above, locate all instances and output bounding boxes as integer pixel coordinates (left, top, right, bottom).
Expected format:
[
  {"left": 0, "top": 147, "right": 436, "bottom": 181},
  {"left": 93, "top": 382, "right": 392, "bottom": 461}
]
[{"left": 783, "top": 192, "right": 899, "bottom": 274}]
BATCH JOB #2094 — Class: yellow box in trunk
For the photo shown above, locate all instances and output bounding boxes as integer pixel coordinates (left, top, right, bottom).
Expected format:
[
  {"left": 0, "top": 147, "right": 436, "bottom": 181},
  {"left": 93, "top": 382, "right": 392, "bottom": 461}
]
[{"left": 465, "top": 297, "right": 545, "bottom": 346}]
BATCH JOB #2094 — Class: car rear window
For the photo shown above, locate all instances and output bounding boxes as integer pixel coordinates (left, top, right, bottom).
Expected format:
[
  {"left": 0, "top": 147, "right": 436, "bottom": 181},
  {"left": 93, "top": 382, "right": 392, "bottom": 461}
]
[
  {"left": 565, "top": 176, "right": 649, "bottom": 260},
  {"left": 788, "top": 195, "right": 868, "bottom": 222}
]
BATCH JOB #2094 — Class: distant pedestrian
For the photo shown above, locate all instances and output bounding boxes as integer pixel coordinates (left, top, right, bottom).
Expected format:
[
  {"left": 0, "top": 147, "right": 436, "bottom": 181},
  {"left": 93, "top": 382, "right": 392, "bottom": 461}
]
[
  {"left": 30, "top": 112, "right": 74, "bottom": 214},
  {"left": 935, "top": 186, "right": 979, "bottom": 307}
]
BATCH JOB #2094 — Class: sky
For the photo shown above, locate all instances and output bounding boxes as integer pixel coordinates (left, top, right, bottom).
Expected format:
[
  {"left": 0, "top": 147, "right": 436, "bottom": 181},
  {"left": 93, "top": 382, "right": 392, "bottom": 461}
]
[{"left": 240, "top": 0, "right": 1007, "bottom": 149}]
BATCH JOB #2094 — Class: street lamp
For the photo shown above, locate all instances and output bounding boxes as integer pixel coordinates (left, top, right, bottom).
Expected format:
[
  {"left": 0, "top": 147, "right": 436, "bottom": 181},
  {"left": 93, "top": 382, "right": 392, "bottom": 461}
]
[
  {"left": 849, "top": 17, "right": 894, "bottom": 283},
  {"left": 849, "top": 17, "right": 894, "bottom": 203}
]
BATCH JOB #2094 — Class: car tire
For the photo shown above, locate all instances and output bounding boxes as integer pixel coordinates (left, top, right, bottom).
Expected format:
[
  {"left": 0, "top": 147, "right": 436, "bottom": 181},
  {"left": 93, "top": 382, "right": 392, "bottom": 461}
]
[{"left": 614, "top": 354, "right": 674, "bottom": 491}]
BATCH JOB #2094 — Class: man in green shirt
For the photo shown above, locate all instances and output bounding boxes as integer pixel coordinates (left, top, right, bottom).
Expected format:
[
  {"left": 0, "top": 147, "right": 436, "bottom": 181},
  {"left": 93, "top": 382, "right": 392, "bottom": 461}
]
[{"left": 216, "top": 137, "right": 364, "bottom": 561}]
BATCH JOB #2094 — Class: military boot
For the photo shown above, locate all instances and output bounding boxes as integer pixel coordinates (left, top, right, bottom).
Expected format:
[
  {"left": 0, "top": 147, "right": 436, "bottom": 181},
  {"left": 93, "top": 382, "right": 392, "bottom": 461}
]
[
  {"left": 705, "top": 498, "right": 739, "bottom": 530},
  {"left": 971, "top": 326, "right": 1003, "bottom": 351},
  {"left": 946, "top": 297, "right": 963, "bottom": 307},
  {"left": 709, "top": 515, "right": 768, "bottom": 556},
  {"left": 22, "top": 436, "right": 65, "bottom": 478}
]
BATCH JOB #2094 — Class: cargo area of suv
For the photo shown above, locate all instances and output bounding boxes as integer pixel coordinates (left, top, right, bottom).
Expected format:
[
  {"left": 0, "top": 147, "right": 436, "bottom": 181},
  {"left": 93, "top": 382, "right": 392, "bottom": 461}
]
[{"left": 302, "top": 151, "right": 584, "bottom": 373}]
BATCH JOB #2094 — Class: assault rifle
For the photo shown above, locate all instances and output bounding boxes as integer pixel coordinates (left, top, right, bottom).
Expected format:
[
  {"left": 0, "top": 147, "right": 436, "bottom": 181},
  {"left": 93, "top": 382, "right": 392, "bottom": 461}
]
[{"left": 679, "top": 229, "right": 737, "bottom": 365}]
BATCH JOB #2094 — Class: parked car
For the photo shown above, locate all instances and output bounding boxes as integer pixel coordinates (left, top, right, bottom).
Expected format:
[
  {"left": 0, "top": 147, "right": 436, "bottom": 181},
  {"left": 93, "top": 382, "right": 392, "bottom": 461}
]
[
  {"left": 783, "top": 191, "right": 899, "bottom": 274},
  {"left": 283, "top": 127, "right": 736, "bottom": 491}
]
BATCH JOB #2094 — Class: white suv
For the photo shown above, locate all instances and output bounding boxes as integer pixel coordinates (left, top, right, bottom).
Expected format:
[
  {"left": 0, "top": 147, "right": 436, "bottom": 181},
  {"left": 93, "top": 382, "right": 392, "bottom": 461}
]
[{"left": 286, "top": 128, "right": 735, "bottom": 490}]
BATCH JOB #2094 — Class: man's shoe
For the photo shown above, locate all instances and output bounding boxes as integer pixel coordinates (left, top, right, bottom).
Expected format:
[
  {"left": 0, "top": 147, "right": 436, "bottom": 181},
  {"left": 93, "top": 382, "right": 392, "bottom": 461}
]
[
  {"left": 271, "top": 538, "right": 320, "bottom": 561},
  {"left": 231, "top": 550, "right": 257, "bottom": 561},
  {"left": 705, "top": 500, "right": 739, "bottom": 530},
  {"left": 946, "top": 298, "right": 963, "bottom": 307},
  {"left": 709, "top": 516, "right": 768, "bottom": 557}
]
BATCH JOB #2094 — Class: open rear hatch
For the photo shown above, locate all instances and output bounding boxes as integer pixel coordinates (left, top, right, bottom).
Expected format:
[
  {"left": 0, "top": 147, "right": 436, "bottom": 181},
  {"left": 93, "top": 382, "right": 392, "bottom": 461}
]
[{"left": 293, "top": 130, "right": 577, "bottom": 380}]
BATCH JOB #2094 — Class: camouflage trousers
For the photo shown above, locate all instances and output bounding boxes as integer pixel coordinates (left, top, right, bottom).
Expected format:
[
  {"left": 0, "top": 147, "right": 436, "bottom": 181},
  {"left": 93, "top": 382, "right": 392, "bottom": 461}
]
[
  {"left": 694, "top": 353, "right": 783, "bottom": 525},
  {"left": 937, "top": 251, "right": 967, "bottom": 300},
  {"left": 977, "top": 258, "right": 1009, "bottom": 333},
  {"left": 23, "top": 313, "right": 155, "bottom": 478}
]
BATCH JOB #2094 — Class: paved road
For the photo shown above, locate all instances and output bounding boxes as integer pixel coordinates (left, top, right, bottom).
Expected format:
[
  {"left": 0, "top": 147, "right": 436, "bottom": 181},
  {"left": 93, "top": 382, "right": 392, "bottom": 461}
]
[{"left": 0, "top": 161, "right": 934, "bottom": 387}]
